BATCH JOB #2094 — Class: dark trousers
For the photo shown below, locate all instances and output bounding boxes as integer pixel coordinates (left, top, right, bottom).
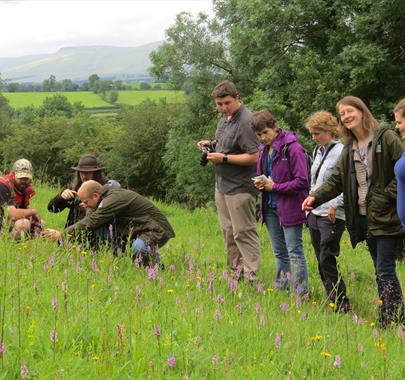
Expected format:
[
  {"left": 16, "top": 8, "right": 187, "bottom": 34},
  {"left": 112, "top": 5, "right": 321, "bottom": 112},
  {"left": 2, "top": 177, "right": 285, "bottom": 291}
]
[
  {"left": 366, "top": 235, "right": 404, "bottom": 326},
  {"left": 308, "top": 213, "right": 348, "bottom": 303}
]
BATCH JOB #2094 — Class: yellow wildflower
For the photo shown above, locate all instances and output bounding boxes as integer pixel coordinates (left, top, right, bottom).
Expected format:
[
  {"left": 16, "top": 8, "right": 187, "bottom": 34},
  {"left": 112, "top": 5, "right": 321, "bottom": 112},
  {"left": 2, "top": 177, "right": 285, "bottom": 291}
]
[
  {"left": 311, "top": 301, "right": 317, "bottom": 305},
  {"left": 91, "top": 355, "right": 100, "bottom": 361},
  {"left": 311, "top": 335, "right": 323, "bottom": 341},
  {"left": 374, "top": 342, "right": 386, "bottom": 350},
  {"left": 370, "top": 322, "right": 375, "bottom": 327},
  {"left": 378, "top": 299, "right": 383, "bottom": 305},
  {"left": 321, "top": 352, "right": 331, "bottom": 357},
  {"left": 91, "top": 283, "right": 96, "bottom": 289},
  {"left": 167, "top": 289, "right": 174, "bottom": 294},
  {"left": 329, "top": 302, "right": 335, "bottom": 308},
  {"left": 25, "top": 306, "right": 32, "bottom": 313}
]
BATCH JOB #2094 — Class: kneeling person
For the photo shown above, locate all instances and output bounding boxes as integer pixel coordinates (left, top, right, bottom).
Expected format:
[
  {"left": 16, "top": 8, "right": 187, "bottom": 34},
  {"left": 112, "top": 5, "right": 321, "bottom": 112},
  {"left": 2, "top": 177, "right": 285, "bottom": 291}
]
[
  {"left": 0, "top": 159, "right": 42, "bottom": 239},
  {"left": 43, "top": 180, "right": 175, "bottom": 265}
]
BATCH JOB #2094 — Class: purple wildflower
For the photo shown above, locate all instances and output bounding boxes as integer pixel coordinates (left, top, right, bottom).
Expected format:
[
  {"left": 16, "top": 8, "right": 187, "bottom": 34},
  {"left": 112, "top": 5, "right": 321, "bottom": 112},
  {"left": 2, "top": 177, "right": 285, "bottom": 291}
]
[
  {"left": 175, "top": 296, "right": 180, "bottom": 305},
  {"left": 257, "top": 282, "right": 264, "bottom": 294},
  {"left": 228, "top": 278, "right": 237, "bottom": 294},
  {"left": 236, "top": 303, "right": 242, "bottom": 315},
  {"left": 255, "top": 303, "right": 261, "bottom": 314},
  {"left": 259, "top": 315, "right": 266, "bottom": 326},
  {"left": 76, "top": 261, "right": 81, "bottom": 274},
  {"left": 212, "top": 355, "right": 219, "bottom": 366},
  {"left": 48, "top": 256, "right": 55, "bottom": 268},
  {"left": 275, "top": 333, "right": 282, "bottom": 349},
  {"left": 215, "top": 309, "right": 221, "bottom": 321},
  {"left": 147, "top": 267, "right": 157, "bottom": 280},
  {"left": 0, "top": 340, "right": 4, "bottom": 357},
  {"left": 169, "top": 264, "right": 176, "bottom": 273},
  {"left": 398, "top": 326, "right": 404, "bottom": 342},
  {"left": 372, "top": 328, "right": 378, "bottom": 338},
  {"left": 20, "top": 363, "right": 28, "bottom": 380},
  {"left": 168, "top": 356, "right": 176, "bottom": 368},
  {"left": 154, "top": 327, "right": 161, "bottom": 338},
  {"left": 217, "top": 295, "right": 224, "bottom": 304},
  {"left": 51, "top": 296, "right": 58, "bottom": 311},
  {"left": 188, "top": 260, "right": 194, "bottom": 271},
  {"left": 222, "top": 270, "right": 228, "bottom": 280},
  {"left": 333, "top": 355, "right": 341, "bottom": 369},
  {"left": 91, "top": 259, "right": 98, "bottom": 272},
  {"left": 279, "top": 303, "right": 288, "bottom": 313},
  {"left": 50, "top": 329, "right": 57, "bottom": 343}
]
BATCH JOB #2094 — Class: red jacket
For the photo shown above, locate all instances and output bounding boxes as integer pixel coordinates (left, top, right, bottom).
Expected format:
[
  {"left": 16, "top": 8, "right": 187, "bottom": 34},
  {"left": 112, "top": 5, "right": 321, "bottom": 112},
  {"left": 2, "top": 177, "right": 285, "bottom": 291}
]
[{"left": 0, "top": 173, "right": 35, "bottom": 209}]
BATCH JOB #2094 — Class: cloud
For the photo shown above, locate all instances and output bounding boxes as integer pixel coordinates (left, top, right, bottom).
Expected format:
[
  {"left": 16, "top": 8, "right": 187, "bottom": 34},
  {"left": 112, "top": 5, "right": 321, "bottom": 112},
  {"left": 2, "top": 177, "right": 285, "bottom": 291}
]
[{"left": 0, "top": 0, "right": 213, "bottom": 57}]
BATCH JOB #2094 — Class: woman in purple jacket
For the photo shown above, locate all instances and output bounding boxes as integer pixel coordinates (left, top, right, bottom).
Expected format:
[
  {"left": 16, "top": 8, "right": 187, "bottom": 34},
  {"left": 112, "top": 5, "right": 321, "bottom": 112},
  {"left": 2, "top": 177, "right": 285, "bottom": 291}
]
[{"left": 251, "top": 109, "right": 309, "bottom": 293}]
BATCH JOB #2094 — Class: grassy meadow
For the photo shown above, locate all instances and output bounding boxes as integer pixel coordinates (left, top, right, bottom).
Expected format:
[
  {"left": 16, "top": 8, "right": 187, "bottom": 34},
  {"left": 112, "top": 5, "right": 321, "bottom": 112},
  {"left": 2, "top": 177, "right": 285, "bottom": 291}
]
[
  {"left": 0, "top": 183, "right": 404, "bottom": 379},
  {"left": 116, "top": 90, "right": 185, "bottom": 106},
  {"left": 3, "top": 92, "right": 111, "bottom": 108}
]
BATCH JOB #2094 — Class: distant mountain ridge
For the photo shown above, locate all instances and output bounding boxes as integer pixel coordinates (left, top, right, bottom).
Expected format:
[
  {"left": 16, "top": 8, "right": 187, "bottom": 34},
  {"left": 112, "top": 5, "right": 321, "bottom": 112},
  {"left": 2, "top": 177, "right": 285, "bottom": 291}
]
[{"left": 0, "top": 41, "right": 162, "bottom": 83}]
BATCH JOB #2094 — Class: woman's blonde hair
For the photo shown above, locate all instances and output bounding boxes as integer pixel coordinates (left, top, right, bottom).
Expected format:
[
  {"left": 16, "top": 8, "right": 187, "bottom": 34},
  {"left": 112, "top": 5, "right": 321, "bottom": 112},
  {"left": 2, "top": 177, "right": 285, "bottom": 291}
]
[
  {"left": 394, "top": 99, "right": 405, "bottom": 117},
  {"left": 305, "top": 111, "right": 340, "bottom": 139}
]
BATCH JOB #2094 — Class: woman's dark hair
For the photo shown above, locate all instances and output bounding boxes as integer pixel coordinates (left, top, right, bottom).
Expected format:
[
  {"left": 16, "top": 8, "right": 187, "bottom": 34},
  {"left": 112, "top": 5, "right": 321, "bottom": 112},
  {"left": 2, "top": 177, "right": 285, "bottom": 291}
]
[
  {"left": 251, "top": 109, "right": 277, "bottom": 133},
  {"left": 71, "top": 170, "right": 107, "bottom": 191},
  {"left": 336, "top": 96, "right": 378, "bottom": 142}
]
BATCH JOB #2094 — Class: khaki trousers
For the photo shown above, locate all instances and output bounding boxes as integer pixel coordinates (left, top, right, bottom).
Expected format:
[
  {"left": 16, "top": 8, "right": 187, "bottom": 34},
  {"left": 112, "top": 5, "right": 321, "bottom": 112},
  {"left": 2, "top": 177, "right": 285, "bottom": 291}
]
[{"left": 215, "top": 190, "right": 261, "bottom": 274}]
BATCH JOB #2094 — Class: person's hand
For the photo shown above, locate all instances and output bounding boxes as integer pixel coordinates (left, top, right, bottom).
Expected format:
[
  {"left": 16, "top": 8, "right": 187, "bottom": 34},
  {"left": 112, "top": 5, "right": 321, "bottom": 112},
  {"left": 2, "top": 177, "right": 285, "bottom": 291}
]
[
  {"left": 61, "top": 189, "right": 77, "bottom": 200},
  {"left": 302, "top": 196, "right": 316, "bottom": 211},
  {"left": 327, "top": 206, "right": 336, "bottom": 224},
  {"left": 207, "top": 152, "right": 227, "bottom": 164},
  {"left": 41, "top": 228, "right": 61, "bottom": 241},
  {"left": 254, "top": 177, "right": 274, "bottom": 191},
  {"left": 197, "top": 140, "right": 211, "bottom": 151}
]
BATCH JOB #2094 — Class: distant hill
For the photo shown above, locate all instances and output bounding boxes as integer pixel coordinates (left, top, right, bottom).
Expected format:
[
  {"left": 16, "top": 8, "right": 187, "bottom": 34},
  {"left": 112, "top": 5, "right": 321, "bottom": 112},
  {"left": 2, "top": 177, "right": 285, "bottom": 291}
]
[{"left": 0, "top": 41, "right": 162, "bottom": 83}]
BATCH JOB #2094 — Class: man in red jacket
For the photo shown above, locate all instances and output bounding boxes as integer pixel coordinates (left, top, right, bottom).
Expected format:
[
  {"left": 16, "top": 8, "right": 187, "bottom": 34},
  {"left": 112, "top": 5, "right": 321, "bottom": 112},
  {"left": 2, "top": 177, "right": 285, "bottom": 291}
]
[{"left": 0, "top": 159, "right": 42, "bottom": 239}]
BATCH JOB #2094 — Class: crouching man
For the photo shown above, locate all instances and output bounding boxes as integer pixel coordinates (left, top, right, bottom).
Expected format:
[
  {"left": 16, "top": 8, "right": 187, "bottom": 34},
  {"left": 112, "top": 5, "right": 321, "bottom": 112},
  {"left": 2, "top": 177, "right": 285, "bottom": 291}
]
[
  {"left": 0, "top": 159, "right": 42, "bottom": 239},
  {"left": 42, "top": 180, "right": 175, "bottom": 266}
]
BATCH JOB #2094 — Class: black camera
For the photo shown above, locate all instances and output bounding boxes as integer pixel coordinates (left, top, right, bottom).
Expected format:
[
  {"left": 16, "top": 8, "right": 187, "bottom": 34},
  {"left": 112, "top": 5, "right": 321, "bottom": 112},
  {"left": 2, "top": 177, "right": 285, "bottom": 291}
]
[
  {"left": 66, "top": 195, "right": 81, "bottom": 207},
  {"left": 200, "top": 143, "right": 216, "bottom": 166}
]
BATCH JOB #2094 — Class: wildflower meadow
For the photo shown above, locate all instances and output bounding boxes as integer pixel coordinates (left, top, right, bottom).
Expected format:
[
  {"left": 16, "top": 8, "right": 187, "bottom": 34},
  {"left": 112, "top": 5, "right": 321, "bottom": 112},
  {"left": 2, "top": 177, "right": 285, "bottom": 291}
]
[{"left": 0, "top": 184, "right": 404, "bottom": 379}]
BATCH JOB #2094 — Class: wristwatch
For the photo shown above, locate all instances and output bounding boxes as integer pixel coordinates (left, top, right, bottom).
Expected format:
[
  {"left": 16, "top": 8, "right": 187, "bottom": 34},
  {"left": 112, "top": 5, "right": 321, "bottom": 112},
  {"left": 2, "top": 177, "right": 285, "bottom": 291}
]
[{"left": 223, "top": 154, "right": 228, "bottom": 163}]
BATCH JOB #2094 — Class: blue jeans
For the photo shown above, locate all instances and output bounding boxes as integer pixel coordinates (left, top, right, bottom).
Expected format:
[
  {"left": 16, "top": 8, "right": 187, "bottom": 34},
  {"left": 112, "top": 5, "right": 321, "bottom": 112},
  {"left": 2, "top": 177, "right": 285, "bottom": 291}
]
[
  {"left": 264, "top": 208, "right": 308, "bottom": 293},
  {"left": 367, "top": 235, "right": 404, "bottom": 326}
]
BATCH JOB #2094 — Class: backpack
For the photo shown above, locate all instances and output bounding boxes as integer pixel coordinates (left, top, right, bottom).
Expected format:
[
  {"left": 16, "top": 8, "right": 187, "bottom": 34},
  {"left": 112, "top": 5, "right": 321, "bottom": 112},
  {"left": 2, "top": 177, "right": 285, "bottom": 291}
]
[{"left": 282, "top": 143, "right": 313, "bottom": 191}]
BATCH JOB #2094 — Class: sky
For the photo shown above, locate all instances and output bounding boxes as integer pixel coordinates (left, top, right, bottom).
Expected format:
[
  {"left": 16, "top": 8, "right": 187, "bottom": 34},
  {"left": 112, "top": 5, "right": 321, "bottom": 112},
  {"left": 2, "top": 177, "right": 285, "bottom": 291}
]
[{"left": 0, "top": 0, "right": 214, "bottom": 57}]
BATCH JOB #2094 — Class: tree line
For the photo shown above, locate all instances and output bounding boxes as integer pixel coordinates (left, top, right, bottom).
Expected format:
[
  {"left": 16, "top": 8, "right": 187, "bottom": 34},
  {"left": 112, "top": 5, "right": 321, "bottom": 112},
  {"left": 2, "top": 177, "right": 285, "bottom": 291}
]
[
  {"left": 1, "top": 74, "right": 167, "bottom": 93},
  {"left": 0, "top": 0, "right": 404, "bottom": 208}
]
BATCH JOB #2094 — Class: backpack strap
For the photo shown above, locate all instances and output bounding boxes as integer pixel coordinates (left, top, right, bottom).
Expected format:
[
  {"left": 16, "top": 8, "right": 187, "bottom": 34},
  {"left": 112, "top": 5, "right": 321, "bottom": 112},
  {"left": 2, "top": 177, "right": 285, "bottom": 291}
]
[{"left": 313, "top": 143, "right": 337, "bottom": 183}]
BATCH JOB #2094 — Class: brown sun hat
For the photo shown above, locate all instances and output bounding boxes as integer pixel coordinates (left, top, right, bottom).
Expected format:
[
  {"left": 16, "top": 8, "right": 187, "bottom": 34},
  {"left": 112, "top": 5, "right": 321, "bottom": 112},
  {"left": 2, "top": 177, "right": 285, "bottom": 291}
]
[{"left": 71, "top": 154, "right": 103, "bottom": 172}]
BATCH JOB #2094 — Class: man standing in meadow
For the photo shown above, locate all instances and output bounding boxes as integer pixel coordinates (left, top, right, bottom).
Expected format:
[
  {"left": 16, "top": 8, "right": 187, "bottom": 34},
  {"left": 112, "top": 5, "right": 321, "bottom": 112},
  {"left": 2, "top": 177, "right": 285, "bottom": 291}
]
[
  {"left": 0, "top": 159, "right": 42, "bottom": 239},
  {"left": 42, "top": 180, "right": 175, "bottom": 266},
  {"left": 197, "top": 80, "right": 260, "bottom": 280}
]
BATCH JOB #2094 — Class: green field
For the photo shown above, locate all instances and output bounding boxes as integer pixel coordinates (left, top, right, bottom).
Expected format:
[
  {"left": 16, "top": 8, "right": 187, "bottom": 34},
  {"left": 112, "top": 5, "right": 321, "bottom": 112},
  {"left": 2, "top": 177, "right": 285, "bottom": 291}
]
[
  {"left": 3, "top": 90, "right": 185, "bottom": 110},
  {"left": 0, "top": 183, "right": 404, "bottom": 378},
  {"left": 3, "top": 92, "right": 111, "bottom": 108},
  {"left": 116, "top": 90, "right": 185, "bottom": 105}
]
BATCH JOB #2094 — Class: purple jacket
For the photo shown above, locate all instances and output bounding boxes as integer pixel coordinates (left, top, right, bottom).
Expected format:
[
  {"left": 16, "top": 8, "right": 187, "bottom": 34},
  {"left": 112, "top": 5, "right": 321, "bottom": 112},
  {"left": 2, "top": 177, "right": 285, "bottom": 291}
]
[{"left": 257, "top": 129, "right": 308, "bottom": 227}]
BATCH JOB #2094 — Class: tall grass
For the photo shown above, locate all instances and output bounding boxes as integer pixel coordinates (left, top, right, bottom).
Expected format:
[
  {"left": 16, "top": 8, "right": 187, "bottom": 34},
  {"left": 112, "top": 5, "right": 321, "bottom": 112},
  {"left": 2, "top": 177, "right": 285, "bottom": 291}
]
[{"left": 0, "top": 183, "right": 403, "bottom": 379}]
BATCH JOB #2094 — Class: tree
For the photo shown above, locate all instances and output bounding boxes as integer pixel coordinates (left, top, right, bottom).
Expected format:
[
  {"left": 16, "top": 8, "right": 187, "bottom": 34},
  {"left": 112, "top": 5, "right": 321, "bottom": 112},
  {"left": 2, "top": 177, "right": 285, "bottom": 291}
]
[
  {"left": 139, "top": 82, "right": 151, "bottom": 90},
  {"left": 88, "top": 73, "right": 100, "bottom": 93},
  {"left": 104, "top": 100, "right": 183, "bottom": 199},
  {"left": 109, "top": 91, "right": 119, "bottom": 103},
  {"left": 37, "top": 95, "right": 74, "bottom": 118},
  {"left": 42, "top": 75, "right": 57, "bottom": 92}
]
